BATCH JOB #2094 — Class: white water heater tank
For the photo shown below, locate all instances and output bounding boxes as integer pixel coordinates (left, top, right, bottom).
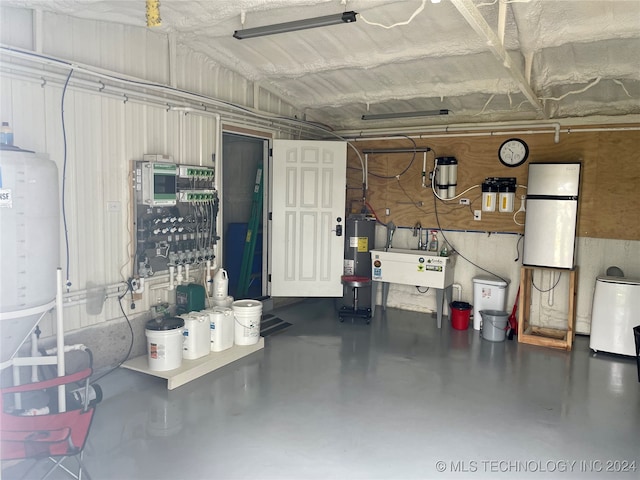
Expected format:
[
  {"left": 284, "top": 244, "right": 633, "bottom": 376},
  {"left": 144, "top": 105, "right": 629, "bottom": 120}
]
[{"left": 0, "top": 150, "right": 59, "bottom": 362}]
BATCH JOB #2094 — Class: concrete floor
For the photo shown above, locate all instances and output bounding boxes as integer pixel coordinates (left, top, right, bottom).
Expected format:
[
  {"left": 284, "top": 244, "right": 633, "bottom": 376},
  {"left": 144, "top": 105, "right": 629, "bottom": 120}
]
[{"left": 3, "top": 298, "right": 639, "bottom": 479}]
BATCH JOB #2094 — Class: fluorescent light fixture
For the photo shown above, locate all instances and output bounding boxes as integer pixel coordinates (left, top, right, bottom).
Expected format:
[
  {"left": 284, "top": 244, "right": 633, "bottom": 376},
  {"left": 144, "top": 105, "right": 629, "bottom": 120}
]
[
  {"left": 361, "top": 109, "right": 450, "bottom": 120},
  {"left": 233, "top": 11, "right": 357, "bottom": 39}
]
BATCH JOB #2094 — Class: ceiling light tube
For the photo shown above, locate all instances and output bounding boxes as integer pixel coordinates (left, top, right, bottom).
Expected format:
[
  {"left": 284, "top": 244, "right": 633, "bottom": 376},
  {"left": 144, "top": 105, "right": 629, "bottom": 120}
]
[
  {"left": 233, "top": 11, "right": 357, "bottom": 39},
  {"left": 362, "top": 109, "right": 450, "bottom": 120}
]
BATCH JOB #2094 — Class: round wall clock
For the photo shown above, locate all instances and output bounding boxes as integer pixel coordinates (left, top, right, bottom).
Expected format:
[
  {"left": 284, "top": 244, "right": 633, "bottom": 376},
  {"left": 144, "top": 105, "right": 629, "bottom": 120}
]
[{"left": 498, "top": 138, "right": 529, "bottom": 167}]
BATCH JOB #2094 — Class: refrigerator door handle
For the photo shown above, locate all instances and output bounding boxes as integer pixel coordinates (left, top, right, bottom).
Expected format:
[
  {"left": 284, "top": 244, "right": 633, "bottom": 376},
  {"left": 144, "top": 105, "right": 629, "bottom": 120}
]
[{"left": 526, "top": 194, "right": 578, "bottom": 201}]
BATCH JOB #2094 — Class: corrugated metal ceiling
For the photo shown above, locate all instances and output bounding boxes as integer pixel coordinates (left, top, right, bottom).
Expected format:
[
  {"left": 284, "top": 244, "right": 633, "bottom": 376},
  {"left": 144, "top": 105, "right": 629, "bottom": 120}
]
[{"left": 4, "top": 0, "right": 640, "bottom": 131}]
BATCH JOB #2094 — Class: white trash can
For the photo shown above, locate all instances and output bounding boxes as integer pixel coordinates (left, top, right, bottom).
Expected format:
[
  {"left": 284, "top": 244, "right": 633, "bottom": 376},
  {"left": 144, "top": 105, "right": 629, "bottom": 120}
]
[{"left": 472, "top": 276, "right": 508, "bottom": 331}]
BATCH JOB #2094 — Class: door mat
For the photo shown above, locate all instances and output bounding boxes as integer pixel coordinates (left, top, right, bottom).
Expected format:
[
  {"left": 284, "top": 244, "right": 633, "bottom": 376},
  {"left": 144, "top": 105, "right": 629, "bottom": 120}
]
[{"left": 260, "top": 315, "right": 292, "bottom": 337}]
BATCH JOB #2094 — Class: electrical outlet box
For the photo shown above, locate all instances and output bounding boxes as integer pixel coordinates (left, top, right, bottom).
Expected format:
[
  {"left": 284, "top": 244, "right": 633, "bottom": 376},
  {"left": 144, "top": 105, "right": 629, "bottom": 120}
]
[
  {"left": 459, "top": 198, "right": 470, "bottom": 205},
  {"left": 474, "top": 210, "right": 481, "bottom": 221},
  {"left": 385, "top": 208, "right": 390, "bottom": 216}
]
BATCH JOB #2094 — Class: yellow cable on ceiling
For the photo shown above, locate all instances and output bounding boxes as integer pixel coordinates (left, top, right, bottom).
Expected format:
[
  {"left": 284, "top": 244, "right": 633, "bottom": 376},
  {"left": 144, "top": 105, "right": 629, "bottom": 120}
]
[{"left": 146, "top": 0, "right": 161, "bottom": 27}]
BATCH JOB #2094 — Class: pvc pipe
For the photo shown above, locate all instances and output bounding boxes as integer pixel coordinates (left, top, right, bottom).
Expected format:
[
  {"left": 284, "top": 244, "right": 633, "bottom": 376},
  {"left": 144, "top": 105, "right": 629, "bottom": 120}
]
[
  {"left": 185, "top": 264, "right": 190, "bottom": 283},
  {"left": 452, "top": 283, "right": 462, "bottom": 302},
  {"left": 364, "top": 153, "right": 369, "bottom": 191},
  {"left": 176, "top": 264, "right": 183, "bottom": 286},
  {"left": 351, "top": 124, "right": 562, "bottom": 143},
  {"left": 30, "top": 331, "right": 39, "bottom": 382},
  {"left": 12, "top": 365, "right": 22, "bottom": 409},
  {"left": 56, "top": 268, "right": 66, "bottom": 413},
  {"left": 168, "top": 265, "right": 175, "bottom": 291},
  {"left": 136, "top": 277, "right": 145, "bottom": 294},
  {"left": 422, "top": 151, "right": 427, "bottom": 188},
  {"left": 206, "top": 260, "right": 213, "bottom": 295},
  {"left": 340, "top": 122, "right": 639, "bottom": 144}
]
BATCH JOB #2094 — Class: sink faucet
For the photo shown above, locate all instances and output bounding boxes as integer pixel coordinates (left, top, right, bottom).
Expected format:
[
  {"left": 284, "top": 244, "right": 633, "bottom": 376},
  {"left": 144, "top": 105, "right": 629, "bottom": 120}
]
[
  {"left": 385, "top": 221, "right": 396, "bottom": 251},
  {"left": 413, "top": 222, "right": 423, "bottom": 250}
]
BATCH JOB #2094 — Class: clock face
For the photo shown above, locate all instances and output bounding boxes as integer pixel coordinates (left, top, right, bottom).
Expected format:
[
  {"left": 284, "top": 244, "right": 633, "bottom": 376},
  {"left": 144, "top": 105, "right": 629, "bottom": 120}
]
[{"left": 499, "top": 138, "right": 529, "bottom": 167}]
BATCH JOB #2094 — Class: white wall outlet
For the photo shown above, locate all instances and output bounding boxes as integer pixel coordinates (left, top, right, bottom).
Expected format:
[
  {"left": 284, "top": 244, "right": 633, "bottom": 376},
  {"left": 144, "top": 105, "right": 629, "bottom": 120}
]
[
  {"left": 474, "top": 210, "right": 481, "bottom": 221},
  {"left": 385, "top": 208, "right": 390, "bottom": 216},
  {"left": 459, "top": 198, "right": 470, "bottom": 205}
]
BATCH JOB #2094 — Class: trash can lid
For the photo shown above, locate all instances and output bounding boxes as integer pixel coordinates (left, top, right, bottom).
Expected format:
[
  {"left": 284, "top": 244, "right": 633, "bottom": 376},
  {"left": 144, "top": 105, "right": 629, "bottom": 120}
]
[
  {"left": 450, "top": 301, "right": 472, "bottom": 310},
  {"left": 472, "top": 276, "right": 508, "bottom": 287},
  {"left": 145, "top": 317, "right": 184, "bottom": 331}
]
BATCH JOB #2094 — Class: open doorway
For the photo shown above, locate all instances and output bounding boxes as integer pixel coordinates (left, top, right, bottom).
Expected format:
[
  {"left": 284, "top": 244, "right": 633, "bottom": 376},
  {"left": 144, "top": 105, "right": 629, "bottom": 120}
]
[{"left": 221, "top": 132, "right": 268, "bottom": 299}]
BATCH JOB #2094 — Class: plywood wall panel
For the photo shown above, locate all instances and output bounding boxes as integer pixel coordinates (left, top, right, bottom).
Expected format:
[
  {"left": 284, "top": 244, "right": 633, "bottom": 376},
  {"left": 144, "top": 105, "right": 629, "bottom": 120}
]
[{"left": 347, "top": 128, "right": 640, "bottom": 240}]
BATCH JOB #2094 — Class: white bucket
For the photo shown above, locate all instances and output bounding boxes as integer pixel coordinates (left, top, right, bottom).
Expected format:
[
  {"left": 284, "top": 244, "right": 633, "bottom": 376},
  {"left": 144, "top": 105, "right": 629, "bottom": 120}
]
[
  {"left": 232, "top": 300, "right": 262, "bottom": 346},
  {"left": 180, "top": 313, "right": 210, "bottom": 360},
  {"left": 145, "top": 318, "right": 185, "bottom": 371},
  {"left": 212, "top": 295, "right": 234, "bottom": 308},
  {"left": 209, "top": 307, "right": 234, "bottom": 352}
]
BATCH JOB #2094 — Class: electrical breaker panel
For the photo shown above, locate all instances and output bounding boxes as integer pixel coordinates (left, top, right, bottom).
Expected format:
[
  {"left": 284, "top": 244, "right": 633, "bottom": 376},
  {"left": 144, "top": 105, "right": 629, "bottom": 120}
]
[{"left": 133, "top": 159, "right": 218, "bottom": 278}]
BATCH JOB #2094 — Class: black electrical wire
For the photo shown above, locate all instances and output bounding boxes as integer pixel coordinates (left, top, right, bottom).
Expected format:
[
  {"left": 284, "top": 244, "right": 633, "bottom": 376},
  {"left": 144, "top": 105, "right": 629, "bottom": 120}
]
[
  {"left": 395, "top": 177, "right": 435, "bottom": 216},
  {"left": 368, "top": 136, "right": 418, "bottom": 179},
  {"left": 514, "top": 234, "right": 524, "bottom": 262},
  {"left": 61, "top": 68, "right": 74, "bottom": 291},
  {"left": 532, "top": 272, "right": 562, "bottom": 292},
  {"left": 90, "top": 283, "right": 135, "bottom": 384},
  {"left": 416, "top": 286, "right": 430, "bottom": 294},
  {"left": 432, "top": 186, "right": 509, "bottom": 285}
]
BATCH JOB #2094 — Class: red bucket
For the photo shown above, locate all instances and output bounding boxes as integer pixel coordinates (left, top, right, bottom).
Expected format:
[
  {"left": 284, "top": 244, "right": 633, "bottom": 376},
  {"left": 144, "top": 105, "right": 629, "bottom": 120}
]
[{"left": 450, "top": 302, "right": 472, "bottom": 330}]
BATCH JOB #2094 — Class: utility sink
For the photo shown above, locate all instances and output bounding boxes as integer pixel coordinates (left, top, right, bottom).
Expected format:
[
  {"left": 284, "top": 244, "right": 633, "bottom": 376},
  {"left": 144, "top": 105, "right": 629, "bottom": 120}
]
[{"left": 370, "top": 248, "right": 455, "bottom": 289}]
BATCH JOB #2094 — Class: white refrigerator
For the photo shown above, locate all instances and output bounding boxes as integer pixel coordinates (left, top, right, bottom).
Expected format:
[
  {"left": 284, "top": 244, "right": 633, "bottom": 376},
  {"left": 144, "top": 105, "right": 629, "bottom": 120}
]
[{"left": 523, "top": 163, "right": 581, "bottom": 269}]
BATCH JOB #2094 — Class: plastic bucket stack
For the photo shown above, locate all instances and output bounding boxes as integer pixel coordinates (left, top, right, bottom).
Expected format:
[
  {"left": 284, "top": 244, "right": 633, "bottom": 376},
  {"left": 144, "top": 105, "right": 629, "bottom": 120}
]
[
  {"left": 480, "top": 310, "right": 509, "bottom": 342},
  {"left": 232, "top": 300, "right": 262, "bottom": 346}
]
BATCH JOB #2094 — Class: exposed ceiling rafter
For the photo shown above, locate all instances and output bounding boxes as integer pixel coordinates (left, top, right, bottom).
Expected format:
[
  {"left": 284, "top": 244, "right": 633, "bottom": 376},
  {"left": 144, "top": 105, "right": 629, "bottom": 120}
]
[{"left": 450, "top": 0, "right": 546, "bottom": 117}]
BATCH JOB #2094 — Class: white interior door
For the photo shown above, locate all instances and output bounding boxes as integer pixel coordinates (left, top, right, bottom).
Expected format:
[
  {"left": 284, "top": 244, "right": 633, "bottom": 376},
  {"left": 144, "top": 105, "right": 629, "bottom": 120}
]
[{"left": 270, "top": 140, "right": 346, "bottom": 297}]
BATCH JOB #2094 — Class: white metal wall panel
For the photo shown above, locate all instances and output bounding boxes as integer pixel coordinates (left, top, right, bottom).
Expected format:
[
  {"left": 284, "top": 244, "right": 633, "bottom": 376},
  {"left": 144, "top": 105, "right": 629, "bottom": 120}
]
[
  {"left": 0, "top": 6, "right": 299, "bottom": 337},
  {"left": 0, "top": 7, "right": 33, "bottom": 50},
  {"left": 181, "top": 113, "right": 216, "bottom": 166},
  {"left": 176, "top": 49, "right": 206, "bottom": 97},
  {"left": 0, "top": 72, "right": 221, "bottom": 334},
  {"left": 41, "top": 11, "right": 169, "bottom": 85},
  {"left": 175, "top": 47, "right": 299, "bottom": 119}
]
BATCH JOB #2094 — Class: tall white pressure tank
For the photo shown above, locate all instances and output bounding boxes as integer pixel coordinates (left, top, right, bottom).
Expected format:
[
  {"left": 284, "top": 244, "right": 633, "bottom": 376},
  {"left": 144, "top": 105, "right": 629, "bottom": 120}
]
[{"left": 0, "top": 149, "right": 60, "bottom": 363}]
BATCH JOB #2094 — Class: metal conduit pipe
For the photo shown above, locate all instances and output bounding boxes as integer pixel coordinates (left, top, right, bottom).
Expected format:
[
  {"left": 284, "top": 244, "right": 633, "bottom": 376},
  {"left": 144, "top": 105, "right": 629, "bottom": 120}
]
[
  {"left": 0, "top": 67, "right": 189, "bottom": 110},
  {"left": 0, "top": 47, "right": 325, "bottom": 138},
  {"left": 342, "top": 123, "right": 640, "bottom": 144},
  {"left": 343, "top": 123, "right": 562, "bottom": 143},
  {"left": 2, "top": 66, "right": 319, "bottom": 138}
]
